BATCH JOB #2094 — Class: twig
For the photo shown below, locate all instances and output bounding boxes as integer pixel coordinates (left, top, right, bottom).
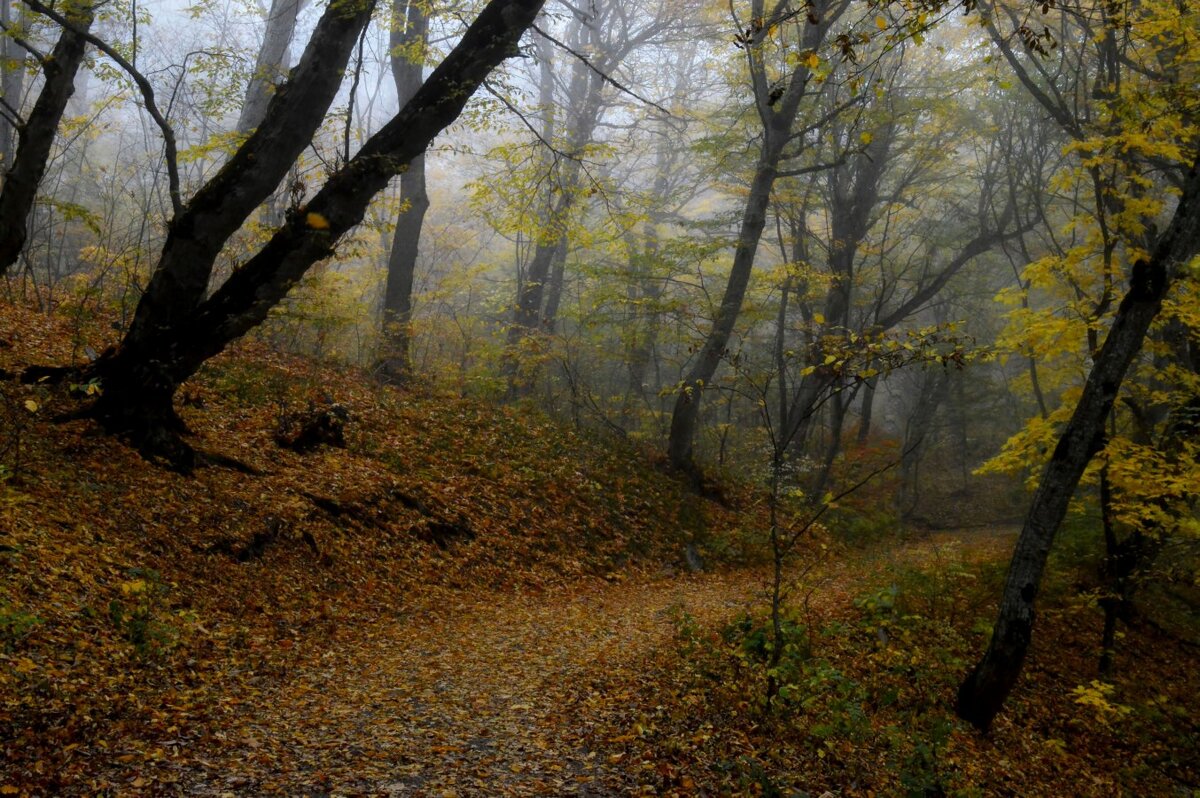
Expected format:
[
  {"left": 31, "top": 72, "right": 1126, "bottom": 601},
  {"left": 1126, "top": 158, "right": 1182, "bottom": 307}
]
[
  {"left": 22, "top": 0, "right": 182, "bottom": 215},
  {"left": 532, "top": 23, "right": 670, "bottom": 117}
]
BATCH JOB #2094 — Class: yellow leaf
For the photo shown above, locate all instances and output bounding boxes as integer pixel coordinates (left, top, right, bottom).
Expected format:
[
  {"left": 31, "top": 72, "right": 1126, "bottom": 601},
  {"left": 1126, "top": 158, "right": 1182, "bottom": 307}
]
[
  {"left": 306, "top": 212, "right": 331, "bottom": 230},
  {"left": 812, "top": 312, "right": 825, "bottom": 325},
  {"left": 876, "top": 15, "right": 887, "bottom": 29},
  {"left": 121, "top": 579, "right": 148, "bottom": 595},
  {"left": 1, "top": 787, "right": 20, "bottom": 795},
  {"left": 23, "top": 399, "right": 38, "bottom": 412},
  {"left": 860, "top": 131, "right": 874, "bottom": 146},
  {"left": 803, "top": 51, "right": 820, "bottom": 69}
]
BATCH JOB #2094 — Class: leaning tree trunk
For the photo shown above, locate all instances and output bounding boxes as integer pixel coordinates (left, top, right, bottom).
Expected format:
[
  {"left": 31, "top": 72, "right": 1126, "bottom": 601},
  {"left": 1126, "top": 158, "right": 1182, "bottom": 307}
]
[
  {"left": 0, "top": 2, "right": 94, "bottom": 276},
  {"left": 121, "top": 0, "right": 377, "bottom": 358},
  {"left": 956, "top": 156, "right": 1200, "bottom": 731},
  {"left": 89, "top": 0, "right": 546, "bottom": 469},
  {"left": 376, "top": 0, "right": 430, "bottom": 383}
]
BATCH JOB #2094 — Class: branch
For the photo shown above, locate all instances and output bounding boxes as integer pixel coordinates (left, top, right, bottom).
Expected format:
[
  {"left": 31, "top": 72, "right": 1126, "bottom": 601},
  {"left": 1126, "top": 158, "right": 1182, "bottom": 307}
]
[
  {"left": 482, "top": 79, "right": 580, "bottom": 164},
  {"left": 531, "top": 23, "right": 670, "bottom": 116},
  {"left": 0, "top": 18, "right": 46, "bottom": 61},
  {"left": 22, "top": 0, "right": 181, "bottom": 214},
  {"left": 776, "top": 154, "right": 848, "bottom": 178},
  {"left": 0, "top": 95, "right": 23, "bottom": 128}
]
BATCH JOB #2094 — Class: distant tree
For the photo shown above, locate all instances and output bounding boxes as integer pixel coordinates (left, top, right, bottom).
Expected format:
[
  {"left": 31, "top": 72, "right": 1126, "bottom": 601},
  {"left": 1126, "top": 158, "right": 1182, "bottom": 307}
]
[
  {"left": 501, "top": 0, "right": 678, "bottom": 398},
  {"left": 237, "top": 0, "right": 307, "bottom": 135},
  {"left": 375, "top": 0, "right": 431, "bottom": 383}
]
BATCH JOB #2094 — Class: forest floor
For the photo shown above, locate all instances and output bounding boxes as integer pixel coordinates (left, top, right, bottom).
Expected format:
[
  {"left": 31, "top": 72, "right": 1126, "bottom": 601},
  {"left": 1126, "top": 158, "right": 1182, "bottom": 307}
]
[
  {"left": 3, "top": 300, "right": 1198, "bottom": 796},
  {"left": 173, "top": 528, "right": 1017, "bottom": 797}
]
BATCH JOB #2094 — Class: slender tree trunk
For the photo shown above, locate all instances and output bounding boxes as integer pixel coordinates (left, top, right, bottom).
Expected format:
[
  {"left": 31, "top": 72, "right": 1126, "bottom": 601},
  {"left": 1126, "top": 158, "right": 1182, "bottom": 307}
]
[
  {"left": 540, "top": 235, "right": 569, "bottom": 333},
  {"left": 503, "top": 24, "right": 602, "bottom": 397},
  {"left": 0, "top": 0, "right": 26, "bottom": 172},
  {"left": 897, "top": 367, "right": 949, "bottom": 519},
  {"left": 857, "top": 373, "right": 876, "bottom": 445},
  {"left": 0, "top": 2, "right": 94, "bottom": 276},
  {"left": 376, "top": 0, "right": 430, "bottom": 383},
  {"left": 237, "top": 0, "right": 307, "bottom": 134},
  {"left": 957, "top": 156, "right": 1200, "bottom": 731},
  {"left": 665, "top": 0, "right": 845, "bottom": 471}
]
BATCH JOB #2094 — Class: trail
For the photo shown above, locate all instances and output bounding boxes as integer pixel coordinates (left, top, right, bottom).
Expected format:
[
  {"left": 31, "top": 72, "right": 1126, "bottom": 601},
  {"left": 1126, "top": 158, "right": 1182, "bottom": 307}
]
[{"left": 180, "top": 528, "right": 1016, "bottom": 796}]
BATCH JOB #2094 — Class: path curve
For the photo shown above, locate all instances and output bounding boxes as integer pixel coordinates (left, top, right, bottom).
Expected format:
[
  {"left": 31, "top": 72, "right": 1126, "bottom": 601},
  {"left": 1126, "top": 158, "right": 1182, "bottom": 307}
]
[{"left": 181, "top": 528, "right": 1015, "bottom": 796}]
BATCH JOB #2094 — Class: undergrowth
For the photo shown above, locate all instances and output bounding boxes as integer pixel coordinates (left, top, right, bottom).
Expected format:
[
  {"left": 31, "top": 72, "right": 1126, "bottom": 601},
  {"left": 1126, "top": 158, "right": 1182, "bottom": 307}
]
[{"left": 637, "top": 528, "right": 1200, "bottom": 796}]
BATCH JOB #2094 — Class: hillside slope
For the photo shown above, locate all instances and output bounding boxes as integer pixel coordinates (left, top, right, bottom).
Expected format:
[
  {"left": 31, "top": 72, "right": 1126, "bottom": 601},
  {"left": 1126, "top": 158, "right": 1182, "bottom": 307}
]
[{"left": 0, "top": 301, "right": 747, "bottom": 793}]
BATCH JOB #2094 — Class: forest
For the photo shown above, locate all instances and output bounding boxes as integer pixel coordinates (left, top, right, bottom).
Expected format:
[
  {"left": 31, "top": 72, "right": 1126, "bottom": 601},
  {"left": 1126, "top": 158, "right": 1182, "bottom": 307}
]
[{"left": 1, "top": 0, "right": 1198, "bottom": 792}]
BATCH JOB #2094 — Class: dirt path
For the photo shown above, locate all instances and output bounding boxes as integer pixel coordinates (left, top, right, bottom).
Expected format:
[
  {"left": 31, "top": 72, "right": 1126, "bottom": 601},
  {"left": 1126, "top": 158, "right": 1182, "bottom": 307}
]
[{"left": 180, "top": 528, "right": 1016, "bottom": 796}]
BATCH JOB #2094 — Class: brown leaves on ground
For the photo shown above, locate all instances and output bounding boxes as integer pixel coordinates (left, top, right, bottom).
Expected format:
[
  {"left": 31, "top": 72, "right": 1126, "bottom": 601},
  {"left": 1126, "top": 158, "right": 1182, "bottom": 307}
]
[
  {"left": 0, "top": 300, "right": 747, "bottom": 794},
  {"left": 2, "top": 301, "right": 1197, "bottom": 796}
]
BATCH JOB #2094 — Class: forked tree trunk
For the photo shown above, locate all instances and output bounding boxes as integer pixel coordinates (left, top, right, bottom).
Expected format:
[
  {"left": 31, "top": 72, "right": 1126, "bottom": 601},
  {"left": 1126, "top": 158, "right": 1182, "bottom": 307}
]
[
  {"left": 956, "top": 156, "right": 1200, "bottom": 730},
  {"left": 88, "top": 0, "right": 545, "bottom": 468},
  {"left": 667, "top": 2, "right": 839, "bottom": 473},
  {"left": 122, "top": 0, "right": 378, "bottom": 356},
  {"left": 0, "top": 2, "right": 94, "bottom": 276}
]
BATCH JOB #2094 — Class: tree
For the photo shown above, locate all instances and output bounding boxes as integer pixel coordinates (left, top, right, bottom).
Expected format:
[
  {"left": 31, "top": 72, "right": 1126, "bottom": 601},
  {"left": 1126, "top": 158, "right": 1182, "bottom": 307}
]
[
  {"left": 0, "top": 0, "right": 94, "bottom": 276},
  {"left": 38, "top": 0, "right": 545, "bottom": 469},
  {"left": 957, "top": 0, "right": 1200, "bottom": 729},
  {"left": 666, "top": 0, "right": 850, "bottom": 474},
  {"left": 237, "top": 0, "right": 308, "bottom": 134},
  {"left": 500, "top": 0, "right": 678, "bottom": 398},
  {"left": 376, "top": 0, "right": 430, "bottom": 382}
]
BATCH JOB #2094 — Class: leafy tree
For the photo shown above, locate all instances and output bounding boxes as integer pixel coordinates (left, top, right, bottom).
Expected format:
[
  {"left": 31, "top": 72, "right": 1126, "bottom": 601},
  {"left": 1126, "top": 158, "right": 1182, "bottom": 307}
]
[
  {"left": 666, "top": 0, "right": 852, "bottom": 475},
  {"left": 957, "top": 0, "right": 1200, "bottom": 730}
]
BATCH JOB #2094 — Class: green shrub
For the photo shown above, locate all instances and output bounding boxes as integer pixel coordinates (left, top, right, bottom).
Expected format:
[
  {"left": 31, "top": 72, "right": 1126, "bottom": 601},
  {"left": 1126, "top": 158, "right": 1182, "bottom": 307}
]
[
  {"left": 108, "top": 568, "right": 177, "bottom": 657},
  {"left": 0, "top": 604, "right": 41, "bottom": 650}
]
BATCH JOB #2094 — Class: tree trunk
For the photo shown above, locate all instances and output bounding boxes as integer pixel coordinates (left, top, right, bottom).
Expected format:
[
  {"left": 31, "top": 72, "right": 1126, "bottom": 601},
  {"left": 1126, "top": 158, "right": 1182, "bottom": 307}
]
[
  {"left": 857, "top": 372, "right": 877, "bottom": 445},
  {"left": 90, "top": 0, "right": 546, "bottom": 468},
  {"left": 0, "top": 0, "right": 26, "bottom": 174},
  {"left": 376, "top": 0, "right": 430, "bottom": 383},
  {"left": 0, "top": 3, "right": 94, "bottom": 276},
  {"left": 236, "top": 0, "right": 306, "bottom": 134},
  {"left": 665, "top": 6, "right": 850, "bottom": 472},
  {"left": 503, "top": 23, "right": 602, "bottom": 397},
  {"left": 122, "top": 0, "right": 377, "bottom": 355},
  {"left": 897, "top": 367, "right": 949, "bottom": 519},
  {"left": 540, "top": 235, "right": 569, "bottom": 334},
  {"left": 956, "top": 156, "right": 1200, "bottom": 731}
]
